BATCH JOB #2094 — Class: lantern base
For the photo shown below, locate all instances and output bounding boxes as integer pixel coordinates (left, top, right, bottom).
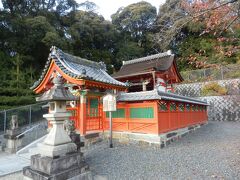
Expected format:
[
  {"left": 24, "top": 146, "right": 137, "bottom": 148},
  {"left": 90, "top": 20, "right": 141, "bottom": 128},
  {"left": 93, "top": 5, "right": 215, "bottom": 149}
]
[
  {"left": 38, "top": 142, "right": 77, "bottom": 158},
  {"left": 23, "top": 152, "right": 92, "bottom": 180}
]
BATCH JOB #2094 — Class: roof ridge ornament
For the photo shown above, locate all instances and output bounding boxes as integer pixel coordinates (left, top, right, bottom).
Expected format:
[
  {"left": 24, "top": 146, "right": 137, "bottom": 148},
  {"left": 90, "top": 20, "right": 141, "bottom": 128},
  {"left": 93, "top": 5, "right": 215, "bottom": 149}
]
[
  {"left": 50, "top": 46, "right": 57, "bottom": 53},
  {"left": 99, "top": 61, "right": 107, "bottom": 71},
  {"left": 167, "top": 50, "right": 172, "bottom": 55},
  {"left": 81, "top": 68, "right": 86, "bottom": 75}
]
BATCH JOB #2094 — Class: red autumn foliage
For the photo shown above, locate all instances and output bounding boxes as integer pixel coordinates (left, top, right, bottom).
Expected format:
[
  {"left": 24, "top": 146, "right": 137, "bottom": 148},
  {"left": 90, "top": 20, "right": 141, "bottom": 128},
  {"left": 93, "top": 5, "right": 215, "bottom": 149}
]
[{"left": 182, "top": 0, "right": 239, "bottom": 36}]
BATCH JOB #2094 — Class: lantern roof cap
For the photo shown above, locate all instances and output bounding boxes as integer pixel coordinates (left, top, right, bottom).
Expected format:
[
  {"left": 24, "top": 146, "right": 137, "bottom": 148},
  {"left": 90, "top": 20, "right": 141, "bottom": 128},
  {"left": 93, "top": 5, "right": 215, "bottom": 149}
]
[{"left": 36, "top": 76, "right": 77, "bottom": 102}]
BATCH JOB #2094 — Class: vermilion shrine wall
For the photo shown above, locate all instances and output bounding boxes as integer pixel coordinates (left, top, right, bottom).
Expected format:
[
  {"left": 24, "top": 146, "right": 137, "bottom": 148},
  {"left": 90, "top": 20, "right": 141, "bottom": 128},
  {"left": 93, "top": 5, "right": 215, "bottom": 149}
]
[{"left": 67, "top": 99, "right": 208, "bottom": 135}]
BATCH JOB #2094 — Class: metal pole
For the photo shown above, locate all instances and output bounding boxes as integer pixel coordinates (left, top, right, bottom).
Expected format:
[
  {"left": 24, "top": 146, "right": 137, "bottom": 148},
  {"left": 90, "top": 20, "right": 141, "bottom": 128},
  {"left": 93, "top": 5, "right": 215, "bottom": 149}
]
[
  {"left": 29, "top": 105, "right": 32, "bottom": 126},
  {"left": 3, "top": 110, "right": 6, "bottom": 133},
  {"left": 221, "top": 66, "right": 224, "bottom": 80},
  {"left": 109, "top": 111, "right": 113, "bottom": 148}
]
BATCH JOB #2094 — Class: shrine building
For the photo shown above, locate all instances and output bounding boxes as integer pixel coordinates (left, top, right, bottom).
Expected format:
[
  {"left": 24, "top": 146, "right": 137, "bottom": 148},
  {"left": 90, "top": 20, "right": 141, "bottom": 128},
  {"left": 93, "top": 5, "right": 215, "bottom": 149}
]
[
  {"left": 32, "top": 47, "right": 208, "bottom": 141},
  {"left": 112, "top": 50, "right": 183, "bottom": 92}
]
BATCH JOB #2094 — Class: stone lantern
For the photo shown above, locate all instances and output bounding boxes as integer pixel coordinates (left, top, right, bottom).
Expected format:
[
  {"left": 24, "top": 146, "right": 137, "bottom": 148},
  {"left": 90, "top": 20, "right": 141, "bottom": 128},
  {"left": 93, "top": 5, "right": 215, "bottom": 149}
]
[
  {"left": 35, "top": 76, "right": 78, "bottom": 157},
  {"left": 23, "top": 76, "right": 91, "bottom": 180}
]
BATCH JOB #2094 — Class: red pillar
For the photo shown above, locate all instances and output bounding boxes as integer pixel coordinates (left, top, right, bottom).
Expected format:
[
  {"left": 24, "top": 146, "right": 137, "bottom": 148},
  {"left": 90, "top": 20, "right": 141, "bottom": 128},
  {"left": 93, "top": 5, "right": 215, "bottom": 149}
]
[{"left": 80, "top": 93, "right": 87, "bottom": 135}]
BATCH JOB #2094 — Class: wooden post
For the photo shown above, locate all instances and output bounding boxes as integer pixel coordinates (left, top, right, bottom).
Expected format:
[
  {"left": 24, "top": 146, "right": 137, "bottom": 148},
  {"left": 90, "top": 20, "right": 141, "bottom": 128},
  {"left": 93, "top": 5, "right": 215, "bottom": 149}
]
[
  {"left": 154, "top": 101, "right": 160, "bottom": 135},
  {"left": 152, "top": 71, "right": 156, "bottom": 89},
  {"left": 142, "top": 82, "right": 147, "bottom": 91},
  {"left": 168, "top": 101, "right": 170, "bottom": 130},
  {"left": 126, "top": 104, "right": 130, "bottom": 131},
  {"left": 80, "top": 93, "right": 87, "bottom": 135}
]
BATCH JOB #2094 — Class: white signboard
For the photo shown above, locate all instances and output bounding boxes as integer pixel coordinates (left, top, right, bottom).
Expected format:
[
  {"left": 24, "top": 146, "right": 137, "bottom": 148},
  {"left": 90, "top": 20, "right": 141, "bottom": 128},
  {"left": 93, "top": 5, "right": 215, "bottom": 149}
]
[{"left": 103, "top": 94, "right": 117, "bottom": 112}]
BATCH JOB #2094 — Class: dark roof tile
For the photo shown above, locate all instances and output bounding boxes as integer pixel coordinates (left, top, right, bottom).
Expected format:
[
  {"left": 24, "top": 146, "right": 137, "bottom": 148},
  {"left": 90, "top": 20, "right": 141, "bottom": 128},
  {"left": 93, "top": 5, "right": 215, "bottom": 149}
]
[
  {"left": 31, "top": 46, "right": 127, "bottom": 90},
  {"left": 117, "top": 89, "right": 208, "bottom": 105},
  {"left": 112, "top": 51, "right": 175, "bottom": 78}
]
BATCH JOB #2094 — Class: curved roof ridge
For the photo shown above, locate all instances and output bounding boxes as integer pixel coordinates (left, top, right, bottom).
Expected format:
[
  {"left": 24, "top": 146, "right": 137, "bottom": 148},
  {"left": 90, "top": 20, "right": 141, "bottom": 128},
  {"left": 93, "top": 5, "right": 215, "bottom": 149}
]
[
  {"left": 51, "top": 46, "right": 106, "bottom": 70},
  {"left": 119, "top": 89, "right": 157, "bottom": 95},
  {"left": 123, "top": 50, "right": 173, "bottom": 66},
  {"left": 31, "top": 46, "right": 127, "bottom": 91}
]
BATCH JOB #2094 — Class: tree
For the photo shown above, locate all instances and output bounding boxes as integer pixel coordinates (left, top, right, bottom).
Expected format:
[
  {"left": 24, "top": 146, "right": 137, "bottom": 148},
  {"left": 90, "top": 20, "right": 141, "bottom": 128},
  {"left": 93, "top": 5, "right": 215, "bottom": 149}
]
[
  {"left": 155, "top": 0, "right": 240, "bottom": 51},
  {"left": 182, "top": 0, "right": 240, "bottom": 36},
  {"left": 155, "top": 0, "right": 188, "bottom": 51},
  {"left": 112, "top": 1, "right": 157, "bottom": 54},
  {"left": 0, "top": 0, "right": 79, "bottom": 109},
  {"left": 154, "top": 0, "right": 240, "bottom": 70},
  {"left": 177, "top": 0, "right": 240, "bottom": 69}
]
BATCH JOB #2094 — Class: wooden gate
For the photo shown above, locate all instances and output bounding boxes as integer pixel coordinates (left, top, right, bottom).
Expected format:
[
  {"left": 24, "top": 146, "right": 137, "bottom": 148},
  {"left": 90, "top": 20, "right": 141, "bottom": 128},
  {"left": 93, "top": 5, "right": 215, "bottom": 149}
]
[
  {"left": 86, "top": 97, "right": 103, "bottom": 131},
  {"left": 66, "top": 106, "right": 79, "bottom": 130},
  {"left": 67, "top": 97, "right": 103, "bottom": 133}
]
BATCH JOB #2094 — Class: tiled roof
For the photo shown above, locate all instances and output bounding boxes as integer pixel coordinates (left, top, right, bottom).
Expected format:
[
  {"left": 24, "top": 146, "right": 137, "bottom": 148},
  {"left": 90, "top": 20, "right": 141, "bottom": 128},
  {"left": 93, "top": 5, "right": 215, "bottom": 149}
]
[
  {"left": 31, "top": 46, "right": 127, "bottom": 90},
  {"left": 112, "top": 50, "right": 175, "bottom": 78},
  {"left": 117, "top": 89, "right": 208, "bottom": 105},
  {"left": 123, "top": 50, "right": 172, "bottom": 65}
]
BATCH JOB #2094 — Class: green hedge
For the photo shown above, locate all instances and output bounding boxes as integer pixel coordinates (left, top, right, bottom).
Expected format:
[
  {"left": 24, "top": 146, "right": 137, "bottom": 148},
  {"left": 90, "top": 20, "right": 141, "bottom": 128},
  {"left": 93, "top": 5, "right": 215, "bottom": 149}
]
[{"left": 0, "top": 96, "right": 35, "bottom": 107}]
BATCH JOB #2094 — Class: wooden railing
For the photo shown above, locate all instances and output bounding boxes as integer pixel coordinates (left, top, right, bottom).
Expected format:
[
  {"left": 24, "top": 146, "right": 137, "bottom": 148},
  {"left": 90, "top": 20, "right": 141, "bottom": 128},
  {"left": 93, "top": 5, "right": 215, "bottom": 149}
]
[
  {"left": 158, "top": 101, "right": 207, "bottom": 133},
  {"left": 67, "top": 100, "right": 208, "bottom": 135}
]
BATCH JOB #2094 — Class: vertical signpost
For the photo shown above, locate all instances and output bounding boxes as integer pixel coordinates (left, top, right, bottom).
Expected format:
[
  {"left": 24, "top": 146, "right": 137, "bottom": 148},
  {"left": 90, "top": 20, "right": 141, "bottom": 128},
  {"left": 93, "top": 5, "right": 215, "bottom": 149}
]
[{"left": 103, "top": 93, "right": 116, "bottom": 148}]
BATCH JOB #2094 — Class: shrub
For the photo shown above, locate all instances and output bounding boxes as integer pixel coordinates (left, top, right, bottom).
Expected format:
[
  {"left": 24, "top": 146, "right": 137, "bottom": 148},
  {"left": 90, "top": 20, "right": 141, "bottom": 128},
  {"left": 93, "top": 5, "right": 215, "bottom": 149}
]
[
  {"left": 201, "top": 82, "right": 228, "bottom": 96},
  {"left": 0, "top": 96, "right": 35, "bottom": 106},
  {"left": 0, "top": 87, "right": 33, "bottom": 96}
]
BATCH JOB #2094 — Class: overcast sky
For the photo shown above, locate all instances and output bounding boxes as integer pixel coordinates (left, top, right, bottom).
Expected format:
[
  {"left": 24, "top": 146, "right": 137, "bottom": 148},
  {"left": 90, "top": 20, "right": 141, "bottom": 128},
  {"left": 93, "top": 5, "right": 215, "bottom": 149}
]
[{"left": 77, "top": 0, "right": 166, "bottom": 20}]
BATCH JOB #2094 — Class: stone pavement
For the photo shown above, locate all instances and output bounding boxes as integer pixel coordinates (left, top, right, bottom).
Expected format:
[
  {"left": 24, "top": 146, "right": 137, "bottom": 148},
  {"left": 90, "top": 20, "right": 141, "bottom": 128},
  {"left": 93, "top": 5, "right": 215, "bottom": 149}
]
[
  {"left": 1, "top": 121, "right": 240, "bottom": 179},
  {"left": 0, "top": 152, "right": 29, "bottom": 177},
  {"left": 84, "top": 121, "right": 240, "bottom": 179}
]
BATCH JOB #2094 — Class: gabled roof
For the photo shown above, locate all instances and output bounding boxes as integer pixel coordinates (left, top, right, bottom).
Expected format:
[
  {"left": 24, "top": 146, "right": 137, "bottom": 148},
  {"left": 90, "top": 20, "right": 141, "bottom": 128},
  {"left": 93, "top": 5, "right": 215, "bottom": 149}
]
[
  {"left": 112, "top": 50, "right": 177, "bottom": 79},
  {"left": 31, "top": 46, "right": 127, "bottom": 90},
  {"left": 117, "top": 89, "right": 208, "bottom": 105}
]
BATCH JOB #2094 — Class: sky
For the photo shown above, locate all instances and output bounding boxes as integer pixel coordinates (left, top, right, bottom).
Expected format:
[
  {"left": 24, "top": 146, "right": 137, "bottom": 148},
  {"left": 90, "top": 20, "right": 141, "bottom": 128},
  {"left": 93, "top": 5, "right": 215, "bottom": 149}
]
[
  {"left": 77, "top": 0, "right": 166, "bottom": 20},
  {"left": 0, "top": 0, "right": 166, "bottom": 20}
]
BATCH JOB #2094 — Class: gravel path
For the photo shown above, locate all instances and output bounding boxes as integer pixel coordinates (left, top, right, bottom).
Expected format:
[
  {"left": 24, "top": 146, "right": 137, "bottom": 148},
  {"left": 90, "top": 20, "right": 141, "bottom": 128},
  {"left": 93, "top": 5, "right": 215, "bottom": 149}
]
[{"left": 84, "top": 121, "right": 240, "bottom": 180}]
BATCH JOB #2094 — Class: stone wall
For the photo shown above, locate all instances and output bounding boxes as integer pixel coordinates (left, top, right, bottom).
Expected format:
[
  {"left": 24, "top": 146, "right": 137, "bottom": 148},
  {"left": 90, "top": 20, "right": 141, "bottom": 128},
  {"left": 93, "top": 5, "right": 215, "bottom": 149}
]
[
  {"left": 174, "top": 78, "right": 240, "bottom": 97},
  {"left": 173, "top": 79, "right": 240, "bottom": 121},
  {"left": 197, "top": 95, "right": 240, "bottom": 121}
]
